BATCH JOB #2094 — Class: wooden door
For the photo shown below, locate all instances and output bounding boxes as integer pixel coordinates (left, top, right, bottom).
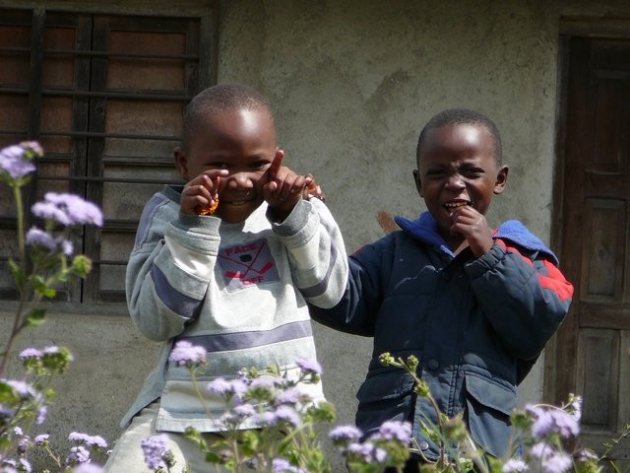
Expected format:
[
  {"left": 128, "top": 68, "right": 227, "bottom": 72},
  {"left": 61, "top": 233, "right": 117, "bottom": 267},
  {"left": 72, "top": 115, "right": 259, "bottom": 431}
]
[{"left": 551, "top": 36, "right": 630, "bottom": 459}]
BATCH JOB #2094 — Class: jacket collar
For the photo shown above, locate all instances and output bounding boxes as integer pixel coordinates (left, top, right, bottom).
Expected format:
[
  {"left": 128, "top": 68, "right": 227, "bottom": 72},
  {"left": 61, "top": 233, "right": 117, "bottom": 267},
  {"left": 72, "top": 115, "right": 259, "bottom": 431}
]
[{"left": 395, "top": 211, "right": 558, "bottom": 264}]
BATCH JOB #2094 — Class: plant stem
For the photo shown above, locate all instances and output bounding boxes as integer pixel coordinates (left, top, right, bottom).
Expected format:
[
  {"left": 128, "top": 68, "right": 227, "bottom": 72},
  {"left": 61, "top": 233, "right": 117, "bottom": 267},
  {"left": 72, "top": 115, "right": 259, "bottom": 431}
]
[{"left": 0, "top": 184, "right": 28, "bottom": 377}]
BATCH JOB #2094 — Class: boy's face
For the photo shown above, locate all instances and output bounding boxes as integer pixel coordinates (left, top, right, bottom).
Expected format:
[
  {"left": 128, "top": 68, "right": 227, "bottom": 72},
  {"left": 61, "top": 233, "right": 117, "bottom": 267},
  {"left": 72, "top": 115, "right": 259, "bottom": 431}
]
[
  {"left": 413, "top": 123, "right": 508, "bottom": 238},
  {"left": 175, "top": 107, "right": 281, "bottom": 223}
]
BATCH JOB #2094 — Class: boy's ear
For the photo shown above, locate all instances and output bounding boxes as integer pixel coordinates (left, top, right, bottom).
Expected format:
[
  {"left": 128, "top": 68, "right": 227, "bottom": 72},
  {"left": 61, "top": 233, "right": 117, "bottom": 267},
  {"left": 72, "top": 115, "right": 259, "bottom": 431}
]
[
  {"left": 174, "top": 146, "right": 189, "bottom": 180},
  {"left": 412, "top": 169, "right": 423, "bottom": 197},
  {"left": 493, "top": 165, "right": 509, "bottom": 194}
]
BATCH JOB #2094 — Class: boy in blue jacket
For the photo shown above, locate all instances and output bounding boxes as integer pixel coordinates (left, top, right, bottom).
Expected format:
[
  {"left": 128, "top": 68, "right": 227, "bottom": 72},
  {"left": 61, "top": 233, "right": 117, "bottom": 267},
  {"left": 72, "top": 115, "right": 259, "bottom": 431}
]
[{"left": 308, "top": 108, "right": 573, "bottom": 466}]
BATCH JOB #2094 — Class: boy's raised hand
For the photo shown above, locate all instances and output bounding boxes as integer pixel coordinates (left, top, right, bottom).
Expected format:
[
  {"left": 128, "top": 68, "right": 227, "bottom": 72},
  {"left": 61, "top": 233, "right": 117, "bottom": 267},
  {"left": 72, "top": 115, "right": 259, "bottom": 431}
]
[
  {"left": 450, "top": 205, "right": 494, "bottom": 257},
  {"left": 263, "top": 150, "right": 313, "bottom": 221},
  {"left": 180, "top": 169, "right": 229, "bottom": 215}
]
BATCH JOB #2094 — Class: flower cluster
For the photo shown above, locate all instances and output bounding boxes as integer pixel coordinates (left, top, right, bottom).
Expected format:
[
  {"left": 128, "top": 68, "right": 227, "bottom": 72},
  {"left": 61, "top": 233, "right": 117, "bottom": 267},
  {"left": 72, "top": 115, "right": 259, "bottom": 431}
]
[
  {"left": 330, "top": 421, "right": 412, "bottom": 471},
  {"left": 0, "top": 141, "right": 42, "bottom": 182},
  {"left": 143, "top": 357, "right": 336, "bottom": 473},
  {"left": 1, "top": 142, "right": 107, "bottom": 472},
  {"left": 141, "top": 434, "right": 174, "bottom": 472}
]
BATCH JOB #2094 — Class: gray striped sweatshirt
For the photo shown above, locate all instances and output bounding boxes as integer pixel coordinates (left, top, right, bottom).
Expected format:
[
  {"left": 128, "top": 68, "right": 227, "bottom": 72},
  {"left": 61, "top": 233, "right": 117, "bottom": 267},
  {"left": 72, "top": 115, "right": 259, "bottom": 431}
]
[{"left": 121, "top": 186, "right": 348, "bottom": 431}]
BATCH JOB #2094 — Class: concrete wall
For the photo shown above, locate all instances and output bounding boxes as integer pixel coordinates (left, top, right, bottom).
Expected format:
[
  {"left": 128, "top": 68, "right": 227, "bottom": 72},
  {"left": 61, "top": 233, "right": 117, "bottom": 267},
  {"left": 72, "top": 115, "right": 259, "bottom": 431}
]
[{"left": 2, "top": 0, "right": 630, "bottom": 469}]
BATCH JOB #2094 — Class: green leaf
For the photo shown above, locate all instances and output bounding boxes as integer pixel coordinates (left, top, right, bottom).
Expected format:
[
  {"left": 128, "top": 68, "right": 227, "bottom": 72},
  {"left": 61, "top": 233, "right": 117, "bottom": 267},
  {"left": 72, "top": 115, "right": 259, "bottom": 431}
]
[
  {"left": 26, "top": 308, "right": 47, "bottom": 327},
  {"left": 8, "top": 258, "right": 25, "bottom": 286}
]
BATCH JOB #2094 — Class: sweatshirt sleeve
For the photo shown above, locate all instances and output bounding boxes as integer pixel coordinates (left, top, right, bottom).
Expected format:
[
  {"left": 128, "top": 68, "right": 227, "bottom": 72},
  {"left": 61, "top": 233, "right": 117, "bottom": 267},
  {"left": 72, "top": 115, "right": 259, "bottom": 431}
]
[
  {"left": 125, "top": 195, "right": 220, "bottom": 341},
  {"left": 464, "top": 239, "right": 574, "bottom": 360},
  {"left": 269, "top": 198, "right": 349, "bottom": 309}
]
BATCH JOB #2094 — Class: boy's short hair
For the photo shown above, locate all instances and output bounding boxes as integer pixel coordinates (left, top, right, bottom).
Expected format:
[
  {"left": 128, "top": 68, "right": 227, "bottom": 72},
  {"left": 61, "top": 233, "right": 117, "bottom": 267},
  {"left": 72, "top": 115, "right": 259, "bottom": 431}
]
[
  {"left": 183, "top": 83, "right": 274, "bottom": 150},
  {"left": 416, "top": 108, "right": 502, "bottom": 165}
]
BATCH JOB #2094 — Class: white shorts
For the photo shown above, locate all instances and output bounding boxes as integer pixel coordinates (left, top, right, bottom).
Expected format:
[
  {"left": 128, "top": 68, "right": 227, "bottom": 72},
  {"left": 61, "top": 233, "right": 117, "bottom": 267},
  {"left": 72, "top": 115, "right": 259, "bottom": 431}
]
[{"left": 104, "top": 402, "right": 229, "bottom": 473}]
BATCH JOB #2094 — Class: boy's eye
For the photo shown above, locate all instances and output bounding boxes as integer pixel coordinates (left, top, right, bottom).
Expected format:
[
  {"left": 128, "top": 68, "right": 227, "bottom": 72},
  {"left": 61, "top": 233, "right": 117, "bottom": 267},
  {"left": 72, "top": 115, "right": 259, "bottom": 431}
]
[
  {"left": 249, "top": 160, "right": 270, "bottom": 170},
  {"left": 425, "top": 169, "right": 447, "bottom": 178},
  {"left": 209, "top": 162, "right": 229, "bottom": 170},
  {"left": 461, "top": 167, "right": 484, "bottom": 178}
]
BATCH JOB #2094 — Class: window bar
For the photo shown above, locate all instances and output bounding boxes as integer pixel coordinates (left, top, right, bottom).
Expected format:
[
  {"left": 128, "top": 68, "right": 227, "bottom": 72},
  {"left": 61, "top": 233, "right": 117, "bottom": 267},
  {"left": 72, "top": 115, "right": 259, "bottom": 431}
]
[
  {"left": 0, "top": 87, "right": 192, "bottom": 101},
  {"left": 0, "top": 46, "right": 199, "bottom": 61},
  {"left": 39, "top": 175, "right": 180, "bottom": 184}
]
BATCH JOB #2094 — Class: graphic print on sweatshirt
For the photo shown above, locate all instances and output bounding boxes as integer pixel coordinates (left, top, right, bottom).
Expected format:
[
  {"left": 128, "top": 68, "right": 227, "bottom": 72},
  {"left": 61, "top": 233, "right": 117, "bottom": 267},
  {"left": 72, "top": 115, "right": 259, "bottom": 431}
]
[{"left": 218, "top": 239, "right": 280, "bottom": 291}]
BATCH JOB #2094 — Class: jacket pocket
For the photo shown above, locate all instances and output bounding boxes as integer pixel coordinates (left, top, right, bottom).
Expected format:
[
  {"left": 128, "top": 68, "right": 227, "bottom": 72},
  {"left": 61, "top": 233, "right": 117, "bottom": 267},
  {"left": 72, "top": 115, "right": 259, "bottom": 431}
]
[
  {"left": 464, "top": 372, "right": 516, "bottom": 458},
  {"left": 355, "top": 369, "right": 415, "bottom": 435}
]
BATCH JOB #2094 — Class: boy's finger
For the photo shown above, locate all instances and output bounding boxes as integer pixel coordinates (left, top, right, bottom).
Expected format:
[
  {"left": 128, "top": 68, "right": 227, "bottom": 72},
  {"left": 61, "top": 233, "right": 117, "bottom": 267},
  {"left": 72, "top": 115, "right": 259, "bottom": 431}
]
[{"left": 267, "top": 150, "right": 284, "bottom": 179}]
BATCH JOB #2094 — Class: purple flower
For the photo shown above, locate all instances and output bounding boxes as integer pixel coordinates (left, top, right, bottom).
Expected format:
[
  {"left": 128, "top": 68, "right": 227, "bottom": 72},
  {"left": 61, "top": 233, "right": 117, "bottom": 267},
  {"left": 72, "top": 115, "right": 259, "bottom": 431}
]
[
  {"left": 0, "top": 143, "right": 37, "bottom": 179},
  {"left": 272, "top": 458, "right": 305, "bottom": 473},
  {"left": 34, "top": 434, "right": 50, "bottom": 446},
  {"left": 529, "top": 442, "right": 573, "bottom": 473},
  {"left": 141, "top": 434, "right": 170, "bottom": 471},
  {"left": 530, "top": 408, "right": 579, "bottom": 439},
  {"left": 541, "top": 452, "right": 573, "bottom": 473},
  {"left": 36, "top": 405, "right": 47, "bottom": 424},
  {"left": 18, "top": 348, "right": 43, "bottom": 361},
  {"left": 345, "top": 442, "right": 386, "bottom": 463},
  {"left": 232, "top": 403, "right": 256, "bottom": 418},
  {"left": 68, "top": 432, "right": 108, "bottom": 449},
  {"left": 26, "top": 227, "right": 57, "bottom": 251},
  {"left": 32, "top": 192, "right": 103, "bottom": 227},
  {"left": 207, "top": 377, "right": 247, "bottom": 401},
  {"left": 275, "top": 386, "right": 312, "bottom": 406},
  {"left": 273, "top": 405, "right": 301, "bottom": 428},
  {"left": 329, "top": 425, "right": 363, "bottom": 445},
  {"left": 169, "top": 341, "right": 207, "bottom": 368},
  {"left": 66, "top": 445, "right": 91, "bottom": 465},
  {"left": 296, "top": 358, "right": 322, "bottom": 376},
  {"left": 503, "top": 458, "right": 529, "bottom": 473},
  {"left": 1, "top": 457, "right": 32, "bottom": 473},
  {"left": 4, "top": 379, "right": 35, "bottom": 400},
  {"left": 74, "top": 464, "right": 104, "bottom": 473},
  {"left": 375, "top": 420, "right": 412, "bottom": 444}
]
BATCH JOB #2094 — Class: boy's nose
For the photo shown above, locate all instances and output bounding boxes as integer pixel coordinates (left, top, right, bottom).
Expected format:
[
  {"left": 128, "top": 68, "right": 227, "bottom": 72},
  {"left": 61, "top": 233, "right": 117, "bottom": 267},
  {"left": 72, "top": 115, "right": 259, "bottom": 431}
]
[
  {"left": 226, "top": 171, "right": 255, "bottom": 189},
  {"left": 445, "top": 174, "right": 465, "bottom": 189}
]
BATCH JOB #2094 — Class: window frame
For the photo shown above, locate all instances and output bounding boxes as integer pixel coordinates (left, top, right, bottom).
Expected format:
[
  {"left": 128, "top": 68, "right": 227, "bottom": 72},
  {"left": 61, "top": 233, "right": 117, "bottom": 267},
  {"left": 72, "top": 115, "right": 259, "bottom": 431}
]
[{"left": 0, "top": 0, "right": 218, "bottom": 313}]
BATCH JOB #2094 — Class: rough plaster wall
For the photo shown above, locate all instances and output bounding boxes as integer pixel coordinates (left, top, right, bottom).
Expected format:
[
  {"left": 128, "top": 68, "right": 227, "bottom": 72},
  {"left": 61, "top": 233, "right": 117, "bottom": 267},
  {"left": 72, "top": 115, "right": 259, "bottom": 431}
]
[
  {"left": 217, "top": 0, "right": 630, "bottom": 445},
  {"left": 2, "top": 0, "right": 630, "bottom": 470}
]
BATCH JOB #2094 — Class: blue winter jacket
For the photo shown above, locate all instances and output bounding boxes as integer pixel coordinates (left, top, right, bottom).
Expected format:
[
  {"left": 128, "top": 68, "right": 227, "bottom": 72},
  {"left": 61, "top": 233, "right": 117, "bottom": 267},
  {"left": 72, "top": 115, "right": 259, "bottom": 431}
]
[{"left": 309, "top": 212, "right": 573, "bottom": 459}]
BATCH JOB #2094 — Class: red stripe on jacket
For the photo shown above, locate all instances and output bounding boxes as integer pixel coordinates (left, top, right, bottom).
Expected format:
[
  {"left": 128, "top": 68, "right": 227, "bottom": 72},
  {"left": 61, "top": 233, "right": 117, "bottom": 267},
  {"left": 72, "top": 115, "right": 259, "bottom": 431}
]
[{"left": 494, "top": 239, "right": 573, "bottom": 301}]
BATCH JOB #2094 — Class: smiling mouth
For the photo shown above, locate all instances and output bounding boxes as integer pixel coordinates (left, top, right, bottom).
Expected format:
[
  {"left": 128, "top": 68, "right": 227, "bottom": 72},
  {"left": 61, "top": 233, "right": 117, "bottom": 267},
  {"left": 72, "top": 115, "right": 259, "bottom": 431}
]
[
  {"left": 443, "top": 200, "right": 472, "bottom": 211},
  {"left": 222, "top": 199, "right": 253, "bottom": 207}
]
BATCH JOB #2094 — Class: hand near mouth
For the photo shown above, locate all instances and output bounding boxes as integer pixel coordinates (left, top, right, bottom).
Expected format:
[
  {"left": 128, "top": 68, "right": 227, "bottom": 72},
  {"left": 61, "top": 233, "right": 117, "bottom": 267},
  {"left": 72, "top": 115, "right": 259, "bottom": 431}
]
[
  {"left": 180, "top": 169, "right": 229, "bottom": 216},
  {"left": 449, "top": 205, "right": 494, "bottom": 257}
]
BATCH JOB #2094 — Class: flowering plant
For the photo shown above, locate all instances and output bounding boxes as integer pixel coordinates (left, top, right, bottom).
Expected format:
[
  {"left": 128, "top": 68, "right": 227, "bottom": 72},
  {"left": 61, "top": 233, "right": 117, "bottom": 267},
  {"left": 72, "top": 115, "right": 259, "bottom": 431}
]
[
  {"left": 378, "top": 354, "right": 630, "bottom": 473},
  {"left": 143, "top": 344, "right": 629, "bottom": 473},
  {"left": 140, "top": 341, "right": 412, "bottom": 473},
  {"left": 0, "top": 142, "right": 107, "bottom": 472}
]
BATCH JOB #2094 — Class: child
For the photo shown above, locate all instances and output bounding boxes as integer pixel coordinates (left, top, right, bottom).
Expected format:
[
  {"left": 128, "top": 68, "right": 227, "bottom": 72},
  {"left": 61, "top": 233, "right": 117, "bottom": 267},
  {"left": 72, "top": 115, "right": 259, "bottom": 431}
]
[
  {"left": 308, "top": 109, "right": 573, "bottom": 466},
  {"left": 104, "top": 84, "right": 348, "bottom": 472}
]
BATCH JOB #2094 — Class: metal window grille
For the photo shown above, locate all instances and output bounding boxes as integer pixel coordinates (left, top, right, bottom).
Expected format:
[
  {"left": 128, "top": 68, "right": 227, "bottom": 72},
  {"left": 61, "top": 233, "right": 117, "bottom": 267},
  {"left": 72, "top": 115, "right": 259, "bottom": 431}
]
[{"left": 0, "top": 7, "right": 211, "bottom": 303}]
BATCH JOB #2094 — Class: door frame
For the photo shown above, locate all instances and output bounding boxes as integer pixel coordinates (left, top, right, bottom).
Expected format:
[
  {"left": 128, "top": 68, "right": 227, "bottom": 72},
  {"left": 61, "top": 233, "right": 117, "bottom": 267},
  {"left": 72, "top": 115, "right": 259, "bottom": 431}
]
[{"left": 545, "top": 16, "right": 630, "bottom": 404}]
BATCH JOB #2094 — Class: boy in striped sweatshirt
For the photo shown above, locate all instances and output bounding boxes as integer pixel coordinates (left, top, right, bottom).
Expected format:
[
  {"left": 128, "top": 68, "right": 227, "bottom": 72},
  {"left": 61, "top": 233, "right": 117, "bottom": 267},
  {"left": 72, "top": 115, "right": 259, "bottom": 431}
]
[{"left": 105, "top": 83, "right": 348, "bottom": 472}]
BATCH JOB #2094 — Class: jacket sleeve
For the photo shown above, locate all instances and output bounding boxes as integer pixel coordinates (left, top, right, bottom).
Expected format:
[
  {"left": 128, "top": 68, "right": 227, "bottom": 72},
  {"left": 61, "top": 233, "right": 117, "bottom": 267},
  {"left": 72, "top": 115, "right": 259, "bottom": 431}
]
[
  {"left": 270, "top": 198, "right": 350, "bottom": 309},
  {"left": 306, "top": 234, "right": 393, "bottom": 337},
  {"left": 126, "top": 196, "right": 220, "bottom": 342},
  {"left": 464, "top": 239, "right": 573, "bottom": 360}
]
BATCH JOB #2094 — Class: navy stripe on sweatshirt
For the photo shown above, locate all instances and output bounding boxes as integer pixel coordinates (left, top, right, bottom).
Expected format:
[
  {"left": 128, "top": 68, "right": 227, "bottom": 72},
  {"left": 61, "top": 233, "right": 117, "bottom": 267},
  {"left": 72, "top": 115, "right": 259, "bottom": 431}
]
[{"left": 177, "top": 320, "right": 313, "bottom": 353}]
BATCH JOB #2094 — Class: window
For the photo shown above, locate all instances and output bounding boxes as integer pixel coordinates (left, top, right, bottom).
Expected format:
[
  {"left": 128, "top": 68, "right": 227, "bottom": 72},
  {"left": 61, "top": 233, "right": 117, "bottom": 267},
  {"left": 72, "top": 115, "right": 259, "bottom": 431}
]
[{"left": 0, "top": 7, "right": 215, "bottom": 304}]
